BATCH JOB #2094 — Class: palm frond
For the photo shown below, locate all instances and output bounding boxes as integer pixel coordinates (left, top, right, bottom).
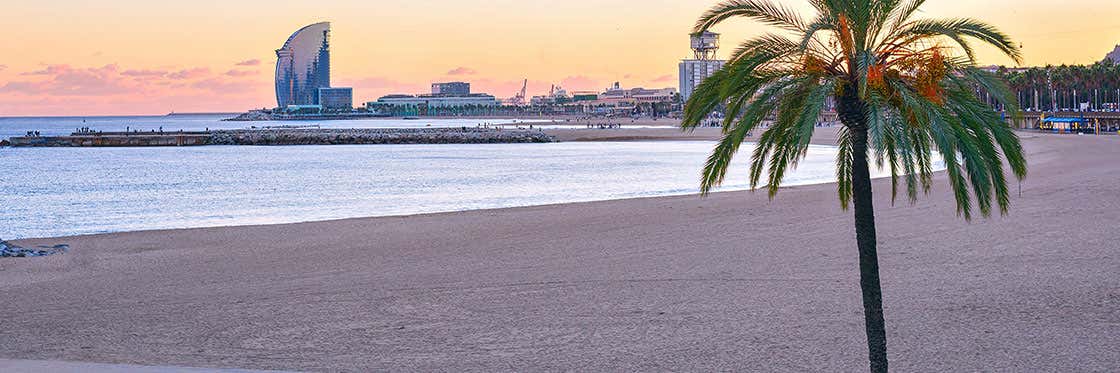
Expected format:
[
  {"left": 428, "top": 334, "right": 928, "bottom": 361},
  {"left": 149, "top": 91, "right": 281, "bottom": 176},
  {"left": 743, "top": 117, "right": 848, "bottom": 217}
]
[{"left": 694, "top": 0, "right": 808, "bottom": 33}]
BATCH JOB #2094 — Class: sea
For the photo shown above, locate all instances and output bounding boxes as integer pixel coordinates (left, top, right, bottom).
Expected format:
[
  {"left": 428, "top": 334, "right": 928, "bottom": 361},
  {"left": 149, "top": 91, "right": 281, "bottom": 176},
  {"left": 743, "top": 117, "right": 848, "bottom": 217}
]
[{"left": 1, "top": 115, "right": 908, "bottom": 239}]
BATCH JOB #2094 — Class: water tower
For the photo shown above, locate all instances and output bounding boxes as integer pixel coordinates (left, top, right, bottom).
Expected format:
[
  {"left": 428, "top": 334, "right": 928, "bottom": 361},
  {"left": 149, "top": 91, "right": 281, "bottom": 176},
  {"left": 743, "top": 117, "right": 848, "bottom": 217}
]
[{"left": 690, "top": 32, "right": 720, "bottom": 60}]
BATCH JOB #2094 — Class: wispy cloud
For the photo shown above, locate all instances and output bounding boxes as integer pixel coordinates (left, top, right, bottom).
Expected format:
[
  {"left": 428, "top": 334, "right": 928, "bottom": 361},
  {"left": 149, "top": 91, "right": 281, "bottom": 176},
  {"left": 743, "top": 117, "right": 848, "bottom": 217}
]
[
  {"left": 2, "top": 64, "right": 132, "bottom": 96},
  {"left": 225, "top": 69, "right": 257, "bottom": 77},
  {"left": 651, "top": 74, "right": 674, "bottom": 83},
  {"left": 167, "top": 68, "right": 210, "bottom": 80},
  {"left": 0, "top": 64, "right": 7, "bottom": 72},
  {"left": 235, "top": 59, "right": 261, "bottom": 66},
  {"left": 446, "top": 66, "right": 477, "bottom": 76},
  {"left": 21, "top": 64, "right": 73, "bottom": 76},
  {"left": 122, "top": 69, "right": 168, "bottom": 77}
]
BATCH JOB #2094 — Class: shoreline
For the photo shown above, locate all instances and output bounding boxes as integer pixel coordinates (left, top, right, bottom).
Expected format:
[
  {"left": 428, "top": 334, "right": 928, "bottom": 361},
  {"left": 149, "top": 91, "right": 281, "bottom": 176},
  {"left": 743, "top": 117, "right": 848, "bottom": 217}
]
[
  {"left": 2, "top": 130, "right": 1118, "bottom": 371},
  {"left": 0, "top": 127, "right": 1056, "bottom": 241}
]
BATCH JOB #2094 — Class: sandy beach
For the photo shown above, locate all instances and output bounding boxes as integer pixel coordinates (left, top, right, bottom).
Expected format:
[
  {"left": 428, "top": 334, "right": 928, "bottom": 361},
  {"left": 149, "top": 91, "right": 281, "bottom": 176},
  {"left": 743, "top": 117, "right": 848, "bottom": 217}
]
[{"left": 2, "top": 127, "right": 1118, "bottom": 371}]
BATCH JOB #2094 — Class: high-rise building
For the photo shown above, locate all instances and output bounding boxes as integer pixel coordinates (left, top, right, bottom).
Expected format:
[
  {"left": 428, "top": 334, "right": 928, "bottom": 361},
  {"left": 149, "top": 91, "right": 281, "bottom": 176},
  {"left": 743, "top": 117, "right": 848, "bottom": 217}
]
[
  {"left": 318, "top": 87, "right": 353, "bottom": 110},
  {"left": 679, "top": 32, "right": 726, "bottom": 102},
  {"left": 275, "top": 22, "right": 331, "bottom": 108},
  {"left": 431, "top": 82, "right": 471, "bottom": 96}
]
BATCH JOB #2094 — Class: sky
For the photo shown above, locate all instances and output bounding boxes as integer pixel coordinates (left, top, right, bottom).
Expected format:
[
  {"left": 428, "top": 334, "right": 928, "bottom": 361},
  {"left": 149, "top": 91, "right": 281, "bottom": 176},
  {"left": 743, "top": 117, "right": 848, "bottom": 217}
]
[{"left": 1, "top": 0, "right": 1118, "bottom": 116}]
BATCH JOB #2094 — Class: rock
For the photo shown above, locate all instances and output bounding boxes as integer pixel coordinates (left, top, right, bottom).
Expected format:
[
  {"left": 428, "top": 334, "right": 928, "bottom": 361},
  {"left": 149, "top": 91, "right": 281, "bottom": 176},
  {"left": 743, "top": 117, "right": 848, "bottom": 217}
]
[{"left": 0, "top": 240, "right": 69, "bottom": 258}]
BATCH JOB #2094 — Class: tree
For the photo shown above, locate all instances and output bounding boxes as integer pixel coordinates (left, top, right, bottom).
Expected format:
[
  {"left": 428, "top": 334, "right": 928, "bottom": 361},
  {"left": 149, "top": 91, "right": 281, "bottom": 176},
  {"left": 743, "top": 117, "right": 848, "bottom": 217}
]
[{"left": 681, "top": 1, "right": 1027, "bottom": 371}]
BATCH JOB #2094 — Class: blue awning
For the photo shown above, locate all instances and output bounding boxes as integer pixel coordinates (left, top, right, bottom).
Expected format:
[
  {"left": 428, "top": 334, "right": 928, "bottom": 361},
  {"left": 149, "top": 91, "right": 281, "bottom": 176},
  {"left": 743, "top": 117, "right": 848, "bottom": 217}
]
[{"left": 1041, "top": 117, "right": 1087, "bottom": 123}]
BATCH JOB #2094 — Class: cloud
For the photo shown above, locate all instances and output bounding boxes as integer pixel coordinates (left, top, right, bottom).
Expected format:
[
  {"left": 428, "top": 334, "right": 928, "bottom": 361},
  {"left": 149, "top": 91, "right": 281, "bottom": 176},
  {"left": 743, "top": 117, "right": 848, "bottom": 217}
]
[
  {"left": 651, "top": 74, "right": 675, "bottom": 83},
  {"left": 21, "top": 64, "right": 72, "bottom": 76},
  {"left": 0, "top": 62, "right": 273, "bottom": 115},
  {"left": 122, "top": 69, "right": 168, "bottom": 77},
  {"left": 1, "top": 64, "right": 133, "bottom": 96},
  {"left": 191, "top": 78, "right": 257, "bottom": 93},
  {"left": 446, "top": 66, "right": 477, "bottom": 76},
  {"left": 167, "top": 67, "right": 210, "bottom": 80},
  {"left": 235, "top": 59, "right": 261, "bottom": 66},
  {"left": 225, "top": 69, "right": 257, "bottom": 77},
  {"left": 0, "top": 65, "right": 7, "bottom": 72}
]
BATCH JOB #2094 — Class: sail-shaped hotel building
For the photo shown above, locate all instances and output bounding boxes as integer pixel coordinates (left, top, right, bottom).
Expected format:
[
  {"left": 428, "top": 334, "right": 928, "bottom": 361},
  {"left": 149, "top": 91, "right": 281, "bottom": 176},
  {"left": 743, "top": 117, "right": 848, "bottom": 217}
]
[{"left": 275, "top": 22, "right": 331, "bottom": 108}]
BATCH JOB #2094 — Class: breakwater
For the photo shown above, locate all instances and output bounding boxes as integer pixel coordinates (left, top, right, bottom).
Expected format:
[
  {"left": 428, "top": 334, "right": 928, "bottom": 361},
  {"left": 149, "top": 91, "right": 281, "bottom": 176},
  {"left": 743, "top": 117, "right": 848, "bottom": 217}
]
[{"left": 7, "top": 128, "right": 555, "bottom": 147}]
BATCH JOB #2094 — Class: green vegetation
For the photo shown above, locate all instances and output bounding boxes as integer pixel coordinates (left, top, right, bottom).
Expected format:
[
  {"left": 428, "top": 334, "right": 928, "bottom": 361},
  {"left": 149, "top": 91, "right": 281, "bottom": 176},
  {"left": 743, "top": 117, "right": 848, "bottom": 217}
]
[
  {"left": 681, "top": 1, "right": 1027, "bottom": 371},
  {"left": 996, "top": 61, "right": 1120, "bottom": 110}
]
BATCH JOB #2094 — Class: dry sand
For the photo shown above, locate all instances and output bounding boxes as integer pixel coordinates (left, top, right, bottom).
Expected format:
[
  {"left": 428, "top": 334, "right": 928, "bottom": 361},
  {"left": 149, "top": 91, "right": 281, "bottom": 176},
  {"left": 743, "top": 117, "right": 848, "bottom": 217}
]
[{"left": 2, "top": 127, "right": 1118, "bottom": 371}]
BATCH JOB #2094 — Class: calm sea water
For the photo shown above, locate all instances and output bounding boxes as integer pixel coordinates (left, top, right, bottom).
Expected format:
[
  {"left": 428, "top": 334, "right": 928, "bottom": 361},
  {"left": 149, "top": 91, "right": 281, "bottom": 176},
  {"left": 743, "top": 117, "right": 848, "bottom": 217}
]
[{"left": 0, "top": 141, "right": 892, "bottom": 239}]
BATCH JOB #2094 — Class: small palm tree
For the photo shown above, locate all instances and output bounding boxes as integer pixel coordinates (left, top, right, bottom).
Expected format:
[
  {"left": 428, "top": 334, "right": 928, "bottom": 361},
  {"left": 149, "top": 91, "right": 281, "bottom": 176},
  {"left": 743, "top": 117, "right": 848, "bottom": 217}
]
[{"left": 682, "top": 0, "right": 1027, "bottom": 371}]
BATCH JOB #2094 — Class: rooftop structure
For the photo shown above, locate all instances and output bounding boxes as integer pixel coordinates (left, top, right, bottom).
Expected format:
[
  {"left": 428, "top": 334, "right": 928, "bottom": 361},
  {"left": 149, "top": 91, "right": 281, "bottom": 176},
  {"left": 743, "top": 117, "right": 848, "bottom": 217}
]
[
  {"left": 680, "top": 32, "right": 726, "bottom": 102},
  {"left": 690, "top": 32, "right": 720, "bottom": 60},
  {"left": 431, "top": 82, "right": 471, "bottom": 96},
  {"left": 275, "top": 22, "right": 331, "bottom": 108}
]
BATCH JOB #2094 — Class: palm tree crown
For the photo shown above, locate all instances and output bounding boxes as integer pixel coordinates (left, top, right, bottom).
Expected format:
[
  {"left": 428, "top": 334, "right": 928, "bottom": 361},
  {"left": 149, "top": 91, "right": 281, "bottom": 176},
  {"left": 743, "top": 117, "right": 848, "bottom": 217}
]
[{"left": 683, "top": 0, "right": 1027, "bottom": 220}]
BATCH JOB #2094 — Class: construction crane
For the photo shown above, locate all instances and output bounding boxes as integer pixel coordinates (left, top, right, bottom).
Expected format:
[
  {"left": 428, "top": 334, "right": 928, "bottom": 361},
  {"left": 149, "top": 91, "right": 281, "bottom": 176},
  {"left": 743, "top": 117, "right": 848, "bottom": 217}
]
[{"left": 510, "top": 79, "right": 528, "bottom": 106}]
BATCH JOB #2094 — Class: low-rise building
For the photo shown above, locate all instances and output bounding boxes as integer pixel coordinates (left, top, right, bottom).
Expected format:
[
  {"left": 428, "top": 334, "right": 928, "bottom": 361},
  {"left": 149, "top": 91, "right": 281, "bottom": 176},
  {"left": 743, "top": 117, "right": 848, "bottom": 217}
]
[
  {"left": 597, "top": 83, "right": 677, "bottom": 105},
  {"left": 369, "top": 93, "right": 500, "bottom": 109},
  {"left": 317, "top": 87, "right": 353, "bottom": 110}
]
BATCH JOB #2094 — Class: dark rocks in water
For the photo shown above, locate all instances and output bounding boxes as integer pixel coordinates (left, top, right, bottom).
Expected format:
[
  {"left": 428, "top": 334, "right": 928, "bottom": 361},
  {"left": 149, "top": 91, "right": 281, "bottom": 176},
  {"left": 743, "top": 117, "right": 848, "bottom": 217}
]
[
  {"left": 0, "top": 240, "right": 69, "bottom": 258},
  {"left": 0, "top": 139, "right": 10, "bottom": 146},
  {"left": 208, "top": 128, "right": 555, "bottom": 145}
]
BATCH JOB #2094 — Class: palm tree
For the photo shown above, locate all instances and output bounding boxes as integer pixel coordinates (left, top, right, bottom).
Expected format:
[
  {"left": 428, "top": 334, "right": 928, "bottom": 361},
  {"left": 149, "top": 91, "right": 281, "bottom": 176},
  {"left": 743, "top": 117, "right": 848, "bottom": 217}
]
[{"left": 681, "top": 0, "right": 1027, "bottom": 371}]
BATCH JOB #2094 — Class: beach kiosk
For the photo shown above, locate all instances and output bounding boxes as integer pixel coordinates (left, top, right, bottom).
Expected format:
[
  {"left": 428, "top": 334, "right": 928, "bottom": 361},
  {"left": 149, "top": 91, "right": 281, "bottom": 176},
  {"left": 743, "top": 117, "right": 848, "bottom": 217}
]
[{"left": 1039, "top": 117, "right": 1089, "bottom": 134}]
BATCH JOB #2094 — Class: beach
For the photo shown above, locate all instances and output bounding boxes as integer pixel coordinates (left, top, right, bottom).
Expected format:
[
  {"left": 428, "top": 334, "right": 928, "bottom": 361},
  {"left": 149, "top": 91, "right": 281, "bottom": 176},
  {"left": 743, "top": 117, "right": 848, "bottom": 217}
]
[{"left": 2, "top": 127, "right": 1118, "bottom": 371}]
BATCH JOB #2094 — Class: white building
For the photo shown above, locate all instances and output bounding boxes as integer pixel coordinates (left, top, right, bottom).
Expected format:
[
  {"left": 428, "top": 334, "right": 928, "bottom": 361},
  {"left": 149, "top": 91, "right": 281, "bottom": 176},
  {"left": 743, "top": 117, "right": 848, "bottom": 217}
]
[
  {"left": 370, "top": 94, "right": 499, "bottom": 108},
  {"left": 599, "top": 82, "right": 676, "bottom": 105},
  {"left": 679, "top": 60, "right": 725, "bottom": 101}
]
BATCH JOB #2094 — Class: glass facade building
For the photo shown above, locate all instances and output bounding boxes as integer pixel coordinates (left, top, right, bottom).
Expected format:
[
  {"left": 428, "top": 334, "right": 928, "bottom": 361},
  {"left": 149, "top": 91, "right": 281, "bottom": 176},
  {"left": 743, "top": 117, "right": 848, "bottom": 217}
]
[
  {"left": 431, "top": 82, "right": 471, "bottom": 96},
  {"left": 275, "top": 22, "right": 331, "bottom": 108},
  {"left": 318, "top": 87, "right": 353, "bottom": 110}
]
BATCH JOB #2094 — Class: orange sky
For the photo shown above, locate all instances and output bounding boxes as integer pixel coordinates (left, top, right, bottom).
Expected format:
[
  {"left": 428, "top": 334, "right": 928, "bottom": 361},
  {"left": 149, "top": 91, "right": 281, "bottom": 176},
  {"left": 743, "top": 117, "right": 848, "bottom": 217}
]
[{"left": 1, "top": 0, "right": 1118, "bottom": 116}]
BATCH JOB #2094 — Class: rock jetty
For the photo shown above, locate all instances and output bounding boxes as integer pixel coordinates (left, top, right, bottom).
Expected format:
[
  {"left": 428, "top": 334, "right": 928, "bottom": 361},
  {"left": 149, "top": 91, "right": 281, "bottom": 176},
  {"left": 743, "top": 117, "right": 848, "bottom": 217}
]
[
  {"left": 7, "top": 128, "right": 555, "bottom": 147},
  {"left": 208, "top": 128, "right": 555, "bottom": 145},
  {"left": 0, "top": 240, "right": 69, "bottom": 258}
]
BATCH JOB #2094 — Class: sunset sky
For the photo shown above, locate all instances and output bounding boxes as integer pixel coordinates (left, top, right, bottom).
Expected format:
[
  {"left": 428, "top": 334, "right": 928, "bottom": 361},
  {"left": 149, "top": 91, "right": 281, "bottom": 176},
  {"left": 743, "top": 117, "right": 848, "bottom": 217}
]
[{"left": 2, "top": 0, "right": 1118, "bottom": 116}]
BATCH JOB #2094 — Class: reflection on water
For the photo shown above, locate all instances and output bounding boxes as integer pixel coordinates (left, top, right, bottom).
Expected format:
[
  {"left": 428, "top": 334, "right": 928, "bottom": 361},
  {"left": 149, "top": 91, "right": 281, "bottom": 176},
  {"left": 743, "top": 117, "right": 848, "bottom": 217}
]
[{"left": 0, "top": 141, "right": 921, "bottom": 239}]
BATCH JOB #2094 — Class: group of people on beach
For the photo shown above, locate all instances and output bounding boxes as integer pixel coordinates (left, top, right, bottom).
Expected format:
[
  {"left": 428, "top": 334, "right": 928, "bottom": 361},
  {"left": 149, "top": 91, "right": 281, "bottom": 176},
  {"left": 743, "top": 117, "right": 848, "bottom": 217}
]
[
  {"left": 475, "top": 123, "right": 540, "bottom": 131},
  {"left": 585, "top": 123, "right": 623, "bottom": 129},
  {"left": 25, "top": 131, "right": 41, "bottom": 137}
]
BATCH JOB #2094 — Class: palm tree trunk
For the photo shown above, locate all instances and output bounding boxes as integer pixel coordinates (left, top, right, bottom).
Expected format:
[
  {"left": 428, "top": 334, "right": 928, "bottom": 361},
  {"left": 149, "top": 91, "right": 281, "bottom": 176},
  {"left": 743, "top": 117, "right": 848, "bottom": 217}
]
[
  {"left": 838, "top": 86, "right": 888, "bottom": 372},
  {"left": 850, "top": 125, "right": 889, "bottom": 373}
]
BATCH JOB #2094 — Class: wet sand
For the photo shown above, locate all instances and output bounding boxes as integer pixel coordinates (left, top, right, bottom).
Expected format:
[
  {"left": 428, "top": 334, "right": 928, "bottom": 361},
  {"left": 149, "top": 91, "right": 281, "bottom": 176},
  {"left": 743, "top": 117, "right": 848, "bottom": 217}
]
[{"left": 2, "top": 128, "right": 1118, "bottom": 371}]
